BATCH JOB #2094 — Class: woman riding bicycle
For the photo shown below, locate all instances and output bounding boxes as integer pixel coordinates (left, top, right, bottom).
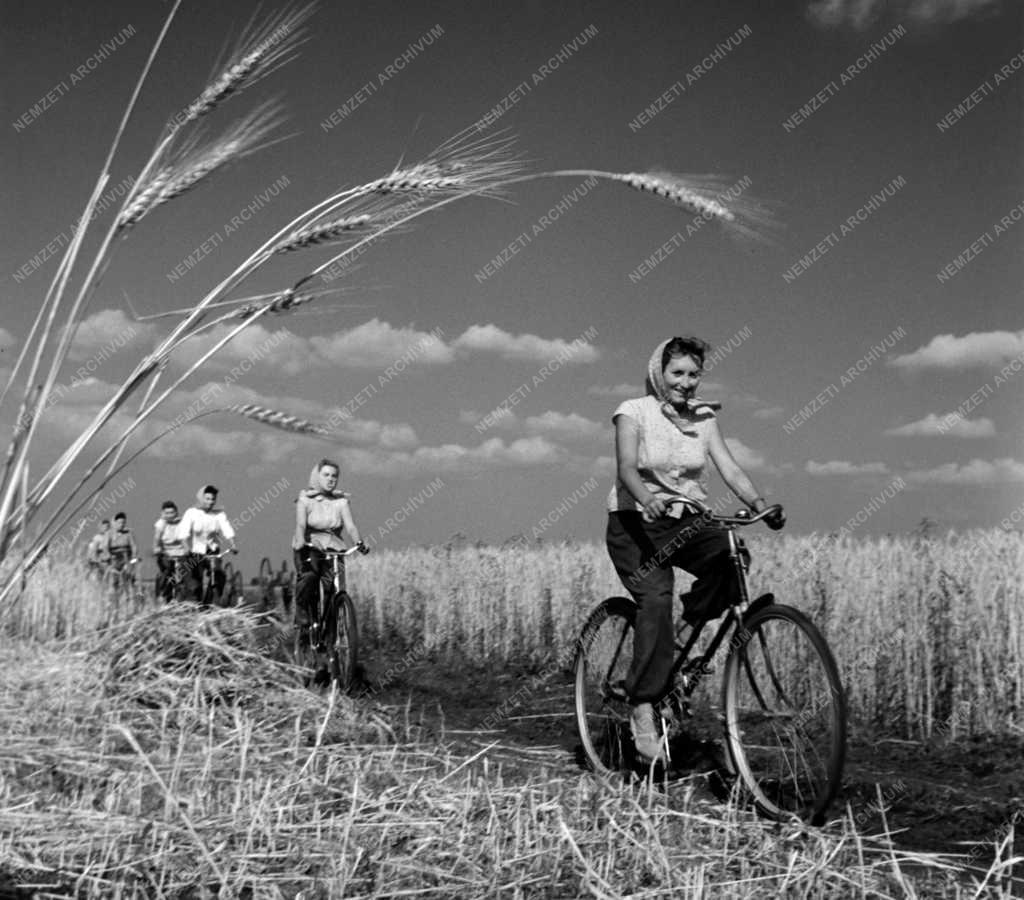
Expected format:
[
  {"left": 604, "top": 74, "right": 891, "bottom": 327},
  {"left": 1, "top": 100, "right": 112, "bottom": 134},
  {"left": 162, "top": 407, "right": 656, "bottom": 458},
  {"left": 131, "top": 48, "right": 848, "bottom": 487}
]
[
  {"left": 606, "top": 336, "right": 785, "bottom": 762},
  {"left": 291, "top": 459, "right": 368, "bottom": 630},
  {"left": 176, "top": 485, "right": 237, "bottom": 606}
]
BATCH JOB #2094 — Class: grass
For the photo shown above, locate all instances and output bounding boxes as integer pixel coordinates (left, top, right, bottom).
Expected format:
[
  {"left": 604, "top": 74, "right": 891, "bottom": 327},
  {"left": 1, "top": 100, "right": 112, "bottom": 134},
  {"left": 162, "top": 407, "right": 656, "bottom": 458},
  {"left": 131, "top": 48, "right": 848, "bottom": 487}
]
[{"left": 0, "top": 594, "right": 992, "bottom": 899}]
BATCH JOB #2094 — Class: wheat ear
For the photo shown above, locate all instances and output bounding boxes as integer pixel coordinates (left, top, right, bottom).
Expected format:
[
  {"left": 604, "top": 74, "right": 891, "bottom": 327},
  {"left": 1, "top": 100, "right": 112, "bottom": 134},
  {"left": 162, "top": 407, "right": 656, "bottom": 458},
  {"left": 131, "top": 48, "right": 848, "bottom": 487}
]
[
  {"left": 184, "top": 3, "right": 316, "bottom": 123},
  {"left": 222, "top": 403, "right": 331, "bottom": 437},
  {"left": 118, "top": 103, "right": 284, "bottom": 230}
]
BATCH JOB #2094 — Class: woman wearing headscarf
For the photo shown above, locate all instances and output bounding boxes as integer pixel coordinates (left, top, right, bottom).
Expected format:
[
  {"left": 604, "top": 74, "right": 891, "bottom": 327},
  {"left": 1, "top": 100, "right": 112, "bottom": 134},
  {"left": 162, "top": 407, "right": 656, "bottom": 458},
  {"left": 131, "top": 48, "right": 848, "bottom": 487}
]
[
  {"left": 177, "top": 484, "right": 237, "bottom": 605},
  {"left": 292, "top": 459, "right": 368, "bottom": 631},
  {"left": 606, "top": 336, "right": 785, "bottom": 763}
]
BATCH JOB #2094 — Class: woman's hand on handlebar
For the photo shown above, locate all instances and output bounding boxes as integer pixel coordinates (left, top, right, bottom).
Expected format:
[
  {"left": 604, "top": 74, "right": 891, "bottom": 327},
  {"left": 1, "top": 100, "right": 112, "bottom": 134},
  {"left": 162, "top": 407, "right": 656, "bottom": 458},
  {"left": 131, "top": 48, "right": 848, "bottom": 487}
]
[
  {"left": 764, "top": 505, "right": 786, "bottom": 530},
  {"left": 640, "top": 495, "right": 668, "bottom": 522},
  {"left": 356, "top": 540, "right": 370, "bottom": 555}
]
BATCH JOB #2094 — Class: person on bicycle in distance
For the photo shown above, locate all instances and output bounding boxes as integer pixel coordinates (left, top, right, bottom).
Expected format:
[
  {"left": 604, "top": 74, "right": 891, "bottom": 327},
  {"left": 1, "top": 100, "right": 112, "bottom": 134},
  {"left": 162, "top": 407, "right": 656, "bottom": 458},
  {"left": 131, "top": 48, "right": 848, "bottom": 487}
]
[
  {"left": 177, "top": 485, "right": 237, "bottom": 606},
  {"left": 291, "top": 459, "right": 368, "bottom": 630},
  {"left": 107, "top": 512, "right": 138, "bottom": 586},
  {"left": 85, "top": 518, "right": 111, "bottom": 578},
  {"left": 152, "top": 500, "right": 187, "bottom": 602},
  {"left": 606, "top": 336, "right": 785, "bottom": 763}
]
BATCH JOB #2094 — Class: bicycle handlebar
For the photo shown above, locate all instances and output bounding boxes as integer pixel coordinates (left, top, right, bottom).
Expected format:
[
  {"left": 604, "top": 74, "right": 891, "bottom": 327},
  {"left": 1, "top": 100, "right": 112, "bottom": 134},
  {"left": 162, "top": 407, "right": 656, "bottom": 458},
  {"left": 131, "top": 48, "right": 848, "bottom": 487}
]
[
  {"left": 305, "top": 544, "right": 368, "bottom": 557},
  {"left": 200, "top": 548, "right": 237, "bottom": 559},
  {"left": 663, "top": 496, "right": 783, "bottom": 527}
]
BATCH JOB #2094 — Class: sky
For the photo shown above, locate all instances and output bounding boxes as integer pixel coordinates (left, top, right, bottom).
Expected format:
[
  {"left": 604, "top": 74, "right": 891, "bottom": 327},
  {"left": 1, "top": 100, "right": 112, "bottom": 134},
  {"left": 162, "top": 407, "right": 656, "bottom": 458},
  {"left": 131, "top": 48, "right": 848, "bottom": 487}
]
[{"left": 1, "top": 0, "right": 1022, "bottom": 577}]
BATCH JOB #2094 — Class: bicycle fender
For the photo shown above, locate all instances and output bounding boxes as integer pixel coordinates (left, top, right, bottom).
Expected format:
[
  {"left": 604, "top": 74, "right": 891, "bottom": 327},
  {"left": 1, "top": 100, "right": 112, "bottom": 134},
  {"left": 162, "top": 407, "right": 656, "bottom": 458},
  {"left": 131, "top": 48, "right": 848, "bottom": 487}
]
[{"left": 744, "top": 593, "right": 775, "bottom": 619}]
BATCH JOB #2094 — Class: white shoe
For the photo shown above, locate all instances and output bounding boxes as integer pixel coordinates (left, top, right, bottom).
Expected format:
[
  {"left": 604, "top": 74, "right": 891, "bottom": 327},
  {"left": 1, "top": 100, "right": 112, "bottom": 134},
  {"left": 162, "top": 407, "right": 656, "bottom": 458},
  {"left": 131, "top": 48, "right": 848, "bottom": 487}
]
[{"left": 630, "top": 702, "right": 666, "bottom": 764}]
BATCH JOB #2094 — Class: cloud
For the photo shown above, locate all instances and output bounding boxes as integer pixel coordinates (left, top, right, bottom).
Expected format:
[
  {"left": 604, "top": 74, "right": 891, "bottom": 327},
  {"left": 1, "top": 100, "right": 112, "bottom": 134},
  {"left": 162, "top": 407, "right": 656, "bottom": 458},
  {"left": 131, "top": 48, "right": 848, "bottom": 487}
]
[
  {"left": 452, "top": 324, "right": 600, "bottom": 364},
  {"left": 523, "top": 411, "right": 606, "bottom": 442},
  {"left": 889, "top": 330, "right": 1024, "bottom": 372},
  {"left": 587, "top": 383, "right": 640, "bottom": 399},
  {"left": 806, "top": 0, "right": 1001, "bottom": 28},
  {"left": 458, "top": 408, "right": 520, "bottom": 431},
  {"left": 753, "top": 405, "right": 786, "bottom": 420},
  {"left": 341, "top": 435, "right": 567, "bottom": 477},
  {"left": 806, "top": 460, "right": 891, "bottom": 476},
  {"left": 885, "top": 413, "right": 996, "bottom": 438},
  {"left": 905, "top": 457, "right": 1024, "bottom": 485},
  {"left": 726, "top": 438, "right": 781, "bottom": 474},
  {"left": 64, "top": 309, "right": 157, "bottom": 363},
  {"left": 167, "top": 322, "right": 315, "bottom": 376},
  {"left": 0, "top": 328, "right": 15, "bottom": 351},
  {"left": 310, "top": 319, "right": 452, "bottom": 368}
]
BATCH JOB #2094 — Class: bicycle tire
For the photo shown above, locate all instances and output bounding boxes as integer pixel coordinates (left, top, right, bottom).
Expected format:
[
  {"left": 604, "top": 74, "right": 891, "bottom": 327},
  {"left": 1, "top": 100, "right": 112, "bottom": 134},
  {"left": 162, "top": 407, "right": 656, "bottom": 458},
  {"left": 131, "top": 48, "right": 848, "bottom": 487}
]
[
  {"left": 721, "top": 603, "right": 847, "bottom": 825},
  {"left": 259, "top": 557, "right": 273, "bottom": 589},
  {"left": 329, "top": 590, "right": 359, "bottom": 690},
  {"left": 573, "top": 596, "right": 638, "bottom": 774}
]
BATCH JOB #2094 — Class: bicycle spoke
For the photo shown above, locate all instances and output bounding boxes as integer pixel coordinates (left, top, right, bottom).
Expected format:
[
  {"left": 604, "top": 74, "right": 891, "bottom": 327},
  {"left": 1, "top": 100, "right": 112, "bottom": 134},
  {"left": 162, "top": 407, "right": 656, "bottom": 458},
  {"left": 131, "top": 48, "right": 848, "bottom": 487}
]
[
  {"left": 723, "top": 605, "right": 846, "bottom": 823},
  {"left": 575, "top": 598, "right": 637, "bottom": 773}
]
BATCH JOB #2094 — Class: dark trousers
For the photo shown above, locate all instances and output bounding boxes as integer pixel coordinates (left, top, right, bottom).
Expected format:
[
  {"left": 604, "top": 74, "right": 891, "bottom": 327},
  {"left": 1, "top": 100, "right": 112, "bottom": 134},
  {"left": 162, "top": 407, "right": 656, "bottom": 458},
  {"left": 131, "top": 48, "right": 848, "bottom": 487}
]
[
  {"left": 184, "top": 554, "right": 225, "bottom": 606},
  {"left": 606, "top": 511, "right": 741, "bottom": 703},
  {"left": 293, "top": 547, "right": 341, "bottom": 629},
  {"left": 154, "top": 554, "right": 177, "bottom": 601}
]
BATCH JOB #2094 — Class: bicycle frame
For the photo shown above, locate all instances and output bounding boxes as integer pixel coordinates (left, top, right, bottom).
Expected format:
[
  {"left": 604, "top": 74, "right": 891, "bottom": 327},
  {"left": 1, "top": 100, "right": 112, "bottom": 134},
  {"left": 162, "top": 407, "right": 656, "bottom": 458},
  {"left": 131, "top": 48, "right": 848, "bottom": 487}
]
[
  {"left": 603, "top": 504, "right": 781, "bottom": 707},
  {"left": 307, "top": 545, "right": 360, "bottom": 649}
]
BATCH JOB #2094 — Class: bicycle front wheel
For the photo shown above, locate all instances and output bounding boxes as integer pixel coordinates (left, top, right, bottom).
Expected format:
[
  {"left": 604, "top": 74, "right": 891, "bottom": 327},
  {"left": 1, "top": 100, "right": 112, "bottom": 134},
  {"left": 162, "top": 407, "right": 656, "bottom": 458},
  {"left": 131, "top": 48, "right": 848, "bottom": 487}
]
[
  {"left": 329, "top": 591, "right": 359, "bottom": 690},
  {"left": 574, "top": 596, "right": 637, "bottom": 774},
  {"left": 721, "top": 603, "right": 846, "bottom": 825}
]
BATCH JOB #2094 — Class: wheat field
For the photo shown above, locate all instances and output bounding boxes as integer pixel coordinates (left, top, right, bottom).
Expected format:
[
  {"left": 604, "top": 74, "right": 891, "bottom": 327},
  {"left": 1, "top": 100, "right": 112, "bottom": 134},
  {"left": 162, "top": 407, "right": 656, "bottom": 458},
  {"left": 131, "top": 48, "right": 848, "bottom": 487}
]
[{"left": 5, "top": 531, "right": 1017, "bottom": 897}]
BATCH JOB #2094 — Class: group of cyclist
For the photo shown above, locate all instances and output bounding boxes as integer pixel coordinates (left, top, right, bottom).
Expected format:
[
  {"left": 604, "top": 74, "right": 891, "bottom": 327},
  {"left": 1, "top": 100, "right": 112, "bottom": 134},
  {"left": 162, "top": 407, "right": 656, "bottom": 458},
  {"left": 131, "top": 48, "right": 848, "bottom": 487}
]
[
  {"left": 85, "top": 484, "right": 240, "bottom": 606},
  {"left": 82, "top": 462, "right": 370, "bottom": 622},
  {"left": 81, "top": 333, "right": 787, "bottom": 766}
]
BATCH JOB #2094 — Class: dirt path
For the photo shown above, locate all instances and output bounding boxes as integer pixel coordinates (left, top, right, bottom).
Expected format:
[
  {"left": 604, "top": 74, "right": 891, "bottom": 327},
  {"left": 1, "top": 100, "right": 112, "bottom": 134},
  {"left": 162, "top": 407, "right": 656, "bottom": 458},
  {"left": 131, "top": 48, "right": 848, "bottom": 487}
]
[{"left": 356, "top": 644, "right": 1024, "bottom": 879}]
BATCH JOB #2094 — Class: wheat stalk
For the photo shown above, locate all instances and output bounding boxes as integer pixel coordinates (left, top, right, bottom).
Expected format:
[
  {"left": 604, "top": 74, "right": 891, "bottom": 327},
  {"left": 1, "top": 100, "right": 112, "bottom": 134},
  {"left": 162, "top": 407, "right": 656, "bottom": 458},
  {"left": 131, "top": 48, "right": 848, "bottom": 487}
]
[
  {"left": 184, "top": 3, "right": 315, "bottom": 123},
  {"left": 118, "top": 103, "right": 285, "bottom": 230},
  {"left": 223, "top": 403, "right": 330, "bottom": 436}
]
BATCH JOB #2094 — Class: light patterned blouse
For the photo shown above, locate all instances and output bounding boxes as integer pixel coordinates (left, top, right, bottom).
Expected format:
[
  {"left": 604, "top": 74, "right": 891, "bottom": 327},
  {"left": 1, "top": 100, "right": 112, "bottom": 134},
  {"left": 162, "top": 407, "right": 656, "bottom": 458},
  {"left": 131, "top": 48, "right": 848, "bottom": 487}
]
[
  {"left": 606, "top": 395, "right": 716, "bottom": 515},
  {"left": 297, "top": 492, "right": 348, "bottom": 551}
]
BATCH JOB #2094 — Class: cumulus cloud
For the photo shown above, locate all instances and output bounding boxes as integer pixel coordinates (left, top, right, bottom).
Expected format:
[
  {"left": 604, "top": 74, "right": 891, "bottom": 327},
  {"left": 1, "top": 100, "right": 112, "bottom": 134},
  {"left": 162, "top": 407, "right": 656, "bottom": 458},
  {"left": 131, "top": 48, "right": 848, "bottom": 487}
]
[
  {"left": 310, "top": 319, "right": 453, "bottom": 368},
  {"left": 885, "top": 413, "right": 996, "bottom": 438},
  {"left": 726, "top": 438, "right": 781, "bottom": 474},
  {"left": 458, "top": 408, "right": 520, "bottom": 431},
  {"left": 753, "top": 405, "right": 786, "bottom": 420},
  {"left": 452, "top": 324, "right": 600, "bottom": 364},
  {"left": 806, "top": 460, "right": 891, "bottom": 476},
  {"left": 63, "top": 308, "right": 157, "bottom": 362},
  {"left": 889, "top": 330, "right": 1024, "bottom": 372},
  {"left": 341, "top": 435, "right": 567, "bottom": 477},
  {"left": 587, "top": 383, "right": 640, "bottom": 399},
  {"left": 523, "top": 411, "right": 606, "bottom": 442},
  {"left": 905, "top": 457, "right": 1024, "bottom": 485},
  {"left": 0, "top": 328, "right": 15, "bottom": 351},
  {"left": 167, "top": 323, "right": 315, "bottom": 376},
  {"left": 807, "top": 0, "right": 1001, "bottom": 28}
]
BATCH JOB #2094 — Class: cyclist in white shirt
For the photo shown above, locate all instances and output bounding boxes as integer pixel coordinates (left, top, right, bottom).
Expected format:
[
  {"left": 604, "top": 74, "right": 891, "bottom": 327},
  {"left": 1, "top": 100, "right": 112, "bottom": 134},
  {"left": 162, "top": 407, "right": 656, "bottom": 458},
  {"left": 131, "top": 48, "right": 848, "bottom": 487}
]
[
  {"left": 153, "top": 500, "right": 187, "bottom": 602},
  {"left": 176, "top": 484, "right": 237, "bottom": 605}
]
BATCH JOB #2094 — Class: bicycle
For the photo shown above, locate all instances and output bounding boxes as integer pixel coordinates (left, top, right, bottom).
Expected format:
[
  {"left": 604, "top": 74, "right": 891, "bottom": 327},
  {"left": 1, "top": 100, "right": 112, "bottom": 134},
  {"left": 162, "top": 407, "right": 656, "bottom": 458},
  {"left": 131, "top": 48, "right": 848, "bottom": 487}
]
[
  {"left": 155, "top": 554, "right": 189, "bottom": 603},
  {"left": 573, "top": 500, "right": 847, "bottom": 825},
  {"left": 104, "top": 554, "right": 140, "bottom": 607},
  {"left": 292, "top": 544, "right": 365, "bottom": 690}
]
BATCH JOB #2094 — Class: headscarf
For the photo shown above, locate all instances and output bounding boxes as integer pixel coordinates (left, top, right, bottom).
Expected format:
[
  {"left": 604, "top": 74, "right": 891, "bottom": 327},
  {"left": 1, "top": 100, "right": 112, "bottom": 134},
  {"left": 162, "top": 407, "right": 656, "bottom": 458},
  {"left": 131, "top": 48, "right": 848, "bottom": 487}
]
[
  {"left": 645, "top": 338, "right": 721, "bottom": 431},
  {"left": 194, "top": 485, "right": 222, "bottom": 512},
  {"left": 301, "top": 462, "right": 348, "bottom": 500}
]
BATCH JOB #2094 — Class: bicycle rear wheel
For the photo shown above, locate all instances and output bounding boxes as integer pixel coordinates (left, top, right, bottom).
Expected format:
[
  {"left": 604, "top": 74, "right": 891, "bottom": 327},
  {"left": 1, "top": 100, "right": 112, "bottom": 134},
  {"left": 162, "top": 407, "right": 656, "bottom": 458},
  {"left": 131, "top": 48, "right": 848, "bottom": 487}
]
[
  {"left": 329, "top": 590, "right": 359, "bottom": 690},
  {"left": 721, "top": 603, "right": 846, "bottom": 825},
  {"left": 574, "top": 597, "right": 637, "bottom": 774}
]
